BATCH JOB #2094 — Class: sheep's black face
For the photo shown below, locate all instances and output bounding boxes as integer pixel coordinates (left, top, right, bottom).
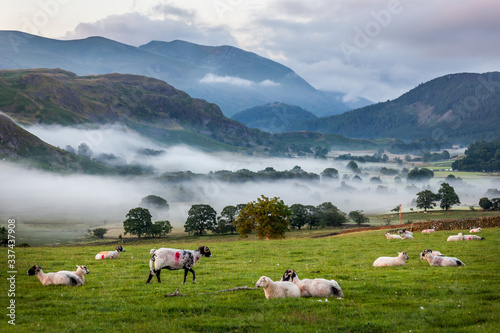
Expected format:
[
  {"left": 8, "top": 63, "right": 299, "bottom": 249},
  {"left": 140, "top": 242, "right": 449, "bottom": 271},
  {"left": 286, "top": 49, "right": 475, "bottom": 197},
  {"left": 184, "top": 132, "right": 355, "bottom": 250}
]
[
  {"left": 27, "top": 265, "right": 39, "bottom": 276},
  {"left": 281, "top": 269, "right": 294, "bottom": 281},
  {"left": 116, "top": 246, "right": 125, "bottom": 252},
  {"left": 200, "top": 246, "right": 212, "bottom": 257}
]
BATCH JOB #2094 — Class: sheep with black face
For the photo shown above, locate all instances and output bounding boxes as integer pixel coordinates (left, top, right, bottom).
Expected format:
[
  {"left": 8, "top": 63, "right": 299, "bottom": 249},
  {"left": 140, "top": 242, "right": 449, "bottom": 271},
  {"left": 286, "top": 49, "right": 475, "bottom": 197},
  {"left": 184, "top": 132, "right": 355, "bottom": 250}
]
[{"left": 147, "top": 246, "right": 212, "bottom": 284}]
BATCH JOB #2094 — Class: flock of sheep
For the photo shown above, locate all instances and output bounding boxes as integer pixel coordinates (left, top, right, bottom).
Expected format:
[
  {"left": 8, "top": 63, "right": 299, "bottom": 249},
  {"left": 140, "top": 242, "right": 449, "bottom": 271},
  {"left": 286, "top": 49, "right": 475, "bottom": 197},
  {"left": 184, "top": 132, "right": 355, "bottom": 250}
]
[
  {"left": 373, "top": 226, "right": 486, "bottom": 268},
  {"left": 27, "top": 226, "right": 486, "bottom": 300}
]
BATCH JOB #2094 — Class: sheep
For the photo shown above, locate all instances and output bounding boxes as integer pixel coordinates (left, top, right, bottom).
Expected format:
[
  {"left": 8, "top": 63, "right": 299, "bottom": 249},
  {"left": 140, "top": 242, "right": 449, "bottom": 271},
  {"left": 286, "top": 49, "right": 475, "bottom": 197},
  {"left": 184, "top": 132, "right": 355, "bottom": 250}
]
[
  {"left": 422, "top": 226, "right": 436, "bottom": 233},
  {"left": 280, "top": 269, "right": 343, "bottom": 298},
  {"left": 398, "top": 229, "right": 413, "bottom": 236},
  {"left": 401, "top": 233, "right": 414, "bottom": 240},
  {"left": 385, "top": 232, "right": 403, "bottom": 239},
  {"left": 95, "top": 246, "right": 125, "bottom": 260},
  {"left": 255, "top": 276, "right": 301, "bottom": 299},
  {"left": 463, "top": 235, "right": 485, "bottom": 241},
  {"left": 423, "top": 252, "right": 465, "bottom": 267},
  {"left": 373, "top": 252, "right": 409, "bottom": 267},
  {"left": 58, "top": 265, "right": 90, "bottom": 283},
  {"left": 469, "top": 227, "right": 482, "bottom": 233},
  {"left": 447, "top": 233, "right": 463, "bottom": 242},
  {"left": 147, "top": 246, "right": 212, "bottom": 284},
  {"left": 27, "top": 265, "right": 83, "bottom": 286},
  {"left": 420, "top": 249, "right": 443, "bottom": 260}
]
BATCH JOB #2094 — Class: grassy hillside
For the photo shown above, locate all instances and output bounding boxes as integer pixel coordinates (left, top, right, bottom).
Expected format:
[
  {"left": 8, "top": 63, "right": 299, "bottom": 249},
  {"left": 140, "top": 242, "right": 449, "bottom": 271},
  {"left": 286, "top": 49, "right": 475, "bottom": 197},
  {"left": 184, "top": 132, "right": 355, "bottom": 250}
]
[
  {"left": 3, "top": 226, "right": 499, "bottom": 332},
  {"left": 292, "top": 72, "right": 500, "bottom": 144}
]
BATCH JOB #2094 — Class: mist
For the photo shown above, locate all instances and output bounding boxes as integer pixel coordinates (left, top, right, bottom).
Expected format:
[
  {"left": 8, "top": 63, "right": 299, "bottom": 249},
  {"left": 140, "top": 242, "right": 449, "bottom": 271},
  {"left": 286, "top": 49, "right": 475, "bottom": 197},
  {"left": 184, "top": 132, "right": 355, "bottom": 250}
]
[{"left": 2, "top": 124, "right": 498, "bottom": 245}]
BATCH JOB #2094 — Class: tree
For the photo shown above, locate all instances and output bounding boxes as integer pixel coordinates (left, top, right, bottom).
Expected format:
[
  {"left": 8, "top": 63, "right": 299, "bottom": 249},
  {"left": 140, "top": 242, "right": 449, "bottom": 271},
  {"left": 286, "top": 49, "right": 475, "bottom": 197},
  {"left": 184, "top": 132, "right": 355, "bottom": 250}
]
[
  {"left": 348, "top": 210, "right": 369, "bottom": 225},
  {"left": 184, "top": 204, "right": 217, "bottom": 236},
  {"left": 77, "top": 142, "right": 93, "bottom": 158},
  {"left": 479, "top": 197, "right": 492, "bottom": 210},
  {"left": 416, "top": 190, "right": 439, "bottom": 212},
  {"left": 346, "top": 160, "right": 360, "bottom": 173},
  {"left": 407, "top": 167, "right": 434, "bottom": 183},
  {"left": 216, "top": 205, "right": 238, "bottom": 235},
  {"left": 321, "top": 168, "right": 339, "bottom": 180},
  {"left": 92, "top": 228, "right": 108, "bottom": 238},
  {"left": 140, "top": 195, "right": 169, "bottom": 210},
  {"left": 150, "top": 220, "right": 173, "bottom": 237},
  {"left": 316, "top": 202, "right": 347, "bottom": 227},
  {"left": 123, "top": 207, "right": 152, "bottom": 238},
  {"left": 235, "top": 195, "right": 291, "bottom": 239},
  {"left": 437, "top": 183, "right": 460, "bottom": 210},
  {"left": 289, "top": 204, "right": 311, "bottom": 230}
]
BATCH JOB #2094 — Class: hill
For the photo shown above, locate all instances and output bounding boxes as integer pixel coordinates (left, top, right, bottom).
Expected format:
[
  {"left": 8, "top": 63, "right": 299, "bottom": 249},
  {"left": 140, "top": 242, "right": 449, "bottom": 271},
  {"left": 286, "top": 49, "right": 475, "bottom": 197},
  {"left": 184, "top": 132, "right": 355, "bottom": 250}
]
[
  {"left": 0, "top": 113, "right": 113, "bottom": 173},
  {"left": 289, "top": 72, "right": 500, "bottom": 144},
  {"left": 231, "top": 102, "right": 317, "bottom": 133},
  {"left": 0, "top": 31, "right": 371, "bottom": 117}
]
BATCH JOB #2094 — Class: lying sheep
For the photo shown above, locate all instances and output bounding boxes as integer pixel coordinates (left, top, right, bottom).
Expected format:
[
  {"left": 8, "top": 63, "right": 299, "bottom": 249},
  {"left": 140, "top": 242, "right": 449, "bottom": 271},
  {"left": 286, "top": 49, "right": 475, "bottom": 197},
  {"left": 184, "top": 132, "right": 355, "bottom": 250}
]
[
  {"left": 95, "top": 246, "right": 125, "bottom": 260},
  {"left": 422, "top": 226, "right": 436, "bottom": 233},
  {"left": 147, "top": 246, "right": 212, "bottom": 284},
  {"left": 280, "top": 269, "right": 343, "bottom": 298},
  {"left": 423, "top": 252, "right": 465, "bottom": 267},
  {"left": 398, "top": 229, "right": 413, "bottom": 236},
  {"left": 401, "top": 233, "right": 414, "bottom": 240},
  {"left": 255, "top": 276, "right": 301, "bottom": 299},
  {"left": 420, "top": 249, "right": 443, "bottom": 260},
  {"left": 373, "top": 252, "right": 409, "bottom": 267},
  {"left": 385, "top": 232, "right": 403, "bottom": 239},
  {"left": 447, "top": 233, "right": 463, "bottom": 242},
  {"left": 58, "top": 265, "right": 90, "bottom": 283},
  {"left": 469, "top": 227, "right": 482, "bottom": 233},
  {"left": 463, "top": 235, "right": 485, "bottom": 241},
  {"left": 27, "top": 265, "right": 83, "bottom": 286}
]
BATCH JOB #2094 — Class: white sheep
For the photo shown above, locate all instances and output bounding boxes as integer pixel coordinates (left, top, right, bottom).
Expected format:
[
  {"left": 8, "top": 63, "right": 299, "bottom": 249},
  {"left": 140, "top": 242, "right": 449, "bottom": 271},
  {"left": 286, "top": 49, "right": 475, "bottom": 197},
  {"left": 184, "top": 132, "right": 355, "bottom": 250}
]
[
  {"left": 463, "top": 235, "right": 485, "bottom": 241},
  {"left": 420, "top": 249, "right": 443, "bottom": 260},
  {"left": 398, "top": 229, "right": 413, "bottom": 236},
  {"left": 447, "top": 233, "right": 463, "bottom": 242},
  {"left": 385, "top": 232, "right": 403, "bottom": 239},
  {"left": 280, "top": 269, "right": 343, "bottom": 298},
  {"left": 255, "top": 276, "right": 301, "bottom": 299},
  {"left": 469, "top": 227, "right": 482, "bottom": 233},
  {"left": 422, "top": 226, "right": 436, "bottom": 233},
  {"left": 401, "top": 233, "right": 414, "bottom": 240},
  {"left": 58, "top": 265, "right": 90, "bottom": 283},
  {"left": 95, "top": 246, "right": 125, "bottom": 260},
  {"left": 423, "top": 252, "right": 465, "bottom": 267},
  {"left": 147, "top": 246, "right": 212, "bottom": 284},
  {"left": 27, "top": 265, "right": 83, "bottom": 286},
  {"left": 373, "top": 252, "right": 409, "bottom": 267}
]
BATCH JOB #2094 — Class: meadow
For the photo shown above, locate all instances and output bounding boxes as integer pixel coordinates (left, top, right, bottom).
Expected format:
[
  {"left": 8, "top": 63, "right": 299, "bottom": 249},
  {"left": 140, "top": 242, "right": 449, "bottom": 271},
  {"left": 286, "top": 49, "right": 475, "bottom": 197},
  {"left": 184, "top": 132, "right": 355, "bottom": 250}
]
[{"left": 1, "top": 227, "right": 499, "bottom": 332}]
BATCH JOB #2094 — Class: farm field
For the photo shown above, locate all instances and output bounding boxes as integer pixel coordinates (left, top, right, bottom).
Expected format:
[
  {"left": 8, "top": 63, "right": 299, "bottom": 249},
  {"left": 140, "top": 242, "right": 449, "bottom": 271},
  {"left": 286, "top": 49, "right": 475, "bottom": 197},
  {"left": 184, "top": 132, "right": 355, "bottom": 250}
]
[{"left": 1, "top": 226, "right": 499, "bottom": 332}]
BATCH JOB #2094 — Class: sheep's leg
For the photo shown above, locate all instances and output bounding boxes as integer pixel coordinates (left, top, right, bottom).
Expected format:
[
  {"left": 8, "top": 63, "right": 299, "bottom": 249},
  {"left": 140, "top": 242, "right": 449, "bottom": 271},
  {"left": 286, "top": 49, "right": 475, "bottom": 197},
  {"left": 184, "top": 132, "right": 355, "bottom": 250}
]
[
  {"left": 156, "top": 270, "right": 161, "bottom": 283},
  {"left": 146, "top": 272, "right": 154, "bottom": 284},
  {"left": 189, "top": 268, "right": 196, "bottom": 283}
]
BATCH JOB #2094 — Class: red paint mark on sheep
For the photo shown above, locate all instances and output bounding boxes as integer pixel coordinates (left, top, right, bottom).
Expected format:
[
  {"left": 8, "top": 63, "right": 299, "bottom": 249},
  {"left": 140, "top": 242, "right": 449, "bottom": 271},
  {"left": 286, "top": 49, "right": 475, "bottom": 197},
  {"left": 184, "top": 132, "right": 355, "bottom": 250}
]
[
  {"left": 102, "top": 254, "right": 105, "bottom": 259},
  {"left": 175, "top": 252, "right": 180, "bottom": 261}
]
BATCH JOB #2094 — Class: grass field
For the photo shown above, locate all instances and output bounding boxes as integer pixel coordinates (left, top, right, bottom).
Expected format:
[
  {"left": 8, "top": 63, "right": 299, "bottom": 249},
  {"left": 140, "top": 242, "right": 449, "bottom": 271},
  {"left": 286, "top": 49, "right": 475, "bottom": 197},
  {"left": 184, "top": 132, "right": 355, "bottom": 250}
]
[{"left": 1, "top": 225, "right": 499, "bottom": 333}]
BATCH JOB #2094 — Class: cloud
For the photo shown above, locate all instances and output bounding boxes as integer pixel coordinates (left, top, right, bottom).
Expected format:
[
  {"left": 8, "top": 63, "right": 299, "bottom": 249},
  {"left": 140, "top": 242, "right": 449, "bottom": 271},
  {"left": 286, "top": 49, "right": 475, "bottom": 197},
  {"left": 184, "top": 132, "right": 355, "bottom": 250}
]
[{"left": 199, "top": 73, "right": 281, "bottom": 87}]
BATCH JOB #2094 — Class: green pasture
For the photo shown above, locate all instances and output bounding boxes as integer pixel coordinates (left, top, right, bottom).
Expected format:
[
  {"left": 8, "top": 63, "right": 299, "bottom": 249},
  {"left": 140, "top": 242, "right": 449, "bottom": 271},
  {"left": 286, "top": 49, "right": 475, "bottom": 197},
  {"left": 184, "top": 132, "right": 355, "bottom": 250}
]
[{"left": 1, "top": 227, "right": 499, "bottom": 332}]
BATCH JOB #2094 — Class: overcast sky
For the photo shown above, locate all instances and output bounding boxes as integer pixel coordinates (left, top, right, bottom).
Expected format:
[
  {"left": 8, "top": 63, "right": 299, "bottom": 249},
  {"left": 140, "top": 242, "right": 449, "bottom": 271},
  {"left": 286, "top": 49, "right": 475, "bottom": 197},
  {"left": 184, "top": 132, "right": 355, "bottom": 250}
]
[{"left": 2, "top": 0, "right": 499, "bottom": 102}]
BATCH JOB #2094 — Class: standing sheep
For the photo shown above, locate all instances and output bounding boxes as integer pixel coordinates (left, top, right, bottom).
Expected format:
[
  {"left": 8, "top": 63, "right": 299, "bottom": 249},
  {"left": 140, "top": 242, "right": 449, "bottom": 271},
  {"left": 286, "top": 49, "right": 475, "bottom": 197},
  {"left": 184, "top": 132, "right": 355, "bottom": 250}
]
[
  {"left": 95, "top": 246, "right": 125, "bottom": 260},
  {"left": 373, "top": 252, "right": 409, "bottom": 267},
  {"left": 463, "top": 235, "right": 485, "bottom": 241},
  {"left": 255, "top": 276, "right": 301, "bottom": 299},
  {"left": 423, "top": 252, "right": 465, "bottom": 267},
  {"left": 147, "top": 246, "right": 212, "bottom": 284},
  {"left": 280, "top": 269, "right": 343, "bottom": 298},
  {"left": 27, "top": 265, "right": 83, "bottom": 286},
  {"left": 447, "top": 233, "right": 463, "bottom": 242},
  {"left": 385, "top": 232, "right": 403, "bottom": 239}
]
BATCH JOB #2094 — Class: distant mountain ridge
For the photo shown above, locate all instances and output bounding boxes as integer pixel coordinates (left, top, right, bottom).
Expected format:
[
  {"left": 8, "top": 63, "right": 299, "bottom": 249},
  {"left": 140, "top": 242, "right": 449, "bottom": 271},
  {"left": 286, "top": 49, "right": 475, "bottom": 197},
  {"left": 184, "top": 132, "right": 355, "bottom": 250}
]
[
  {"left": 0, "top": 31, "right": 371, "bottom": 117},
  {"left": 288, "top": 72, "right": 500, "bottom": 143},
  {"left": 231, "top": 102, "right": 317, "bottom": 133}
]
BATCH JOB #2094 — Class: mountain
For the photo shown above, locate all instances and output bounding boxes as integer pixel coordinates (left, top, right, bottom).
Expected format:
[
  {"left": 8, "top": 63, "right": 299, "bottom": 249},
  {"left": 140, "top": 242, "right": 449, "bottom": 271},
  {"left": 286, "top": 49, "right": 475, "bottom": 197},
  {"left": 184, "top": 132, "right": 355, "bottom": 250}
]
[
  {"left": 0, "top": 31, "right": 372, "bottom": 117},
  {"left": 0, "top": 113, "right": 113, "bottom": 173},
  {"left": 231, "top": 102, "right": 318, "bottom": 133},
  {"left": 288, "top": 72, "right": 500, "bottom": 144}
]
